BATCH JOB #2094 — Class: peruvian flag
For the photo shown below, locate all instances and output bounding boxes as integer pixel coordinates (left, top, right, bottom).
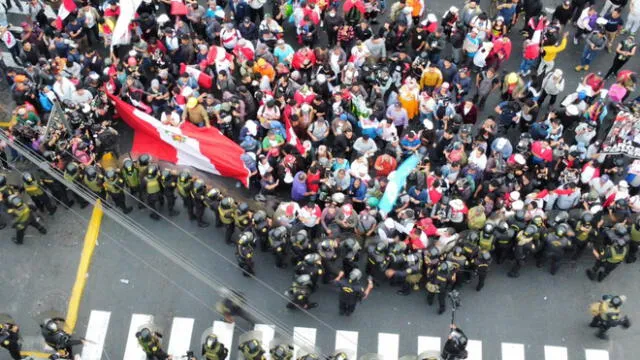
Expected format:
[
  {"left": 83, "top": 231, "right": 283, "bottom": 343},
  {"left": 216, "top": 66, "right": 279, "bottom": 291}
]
[
  {"left": 170, "top": 0, "right": 188, "bottom": 15},
  {"left": 55, "top": 0, "right": 77, "bottom": 30},
  {"left": 179, "top": 63, "right": 213, "bottom": 89},
  {"left": 107, "top": 92, "right": 250, "bottom": 187},
  {"left": 206, "top": 45, "right": 234, "bottom": 66},
  {"left": 283, "top": 113, "right": 306, "bottom": 155}
]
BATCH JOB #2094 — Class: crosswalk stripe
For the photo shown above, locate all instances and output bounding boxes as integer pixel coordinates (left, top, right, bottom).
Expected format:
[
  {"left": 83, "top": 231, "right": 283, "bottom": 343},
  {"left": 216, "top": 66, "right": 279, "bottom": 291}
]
[
  {"left": 254, "top": 324, "right": 276, "bottom": 359},
  {"left": 501, "top": 342, "right": 525, "bottom": 360},
  {"left": 377, "top": 333, "right": 399, "bottom": 360},
  {"left": 213, "top": 320, "right": 235, "bottom": 355},
  {"left": 80, "top": 310, "right": 111, "bottom": 360},
  {"left": 123, "top": 313, "right": 154, "bottom": 360},
  {"left": 293, "top": 327, "right": 317, "bottom": 359},
  {"left": 544, "top": 345, "right": 568, "bottom": 360},
  {"left": 417, "top": 336, "right": 440, "bottom": 354},
  {"left": 167, "top": 317, "right": 195, "bottom": 358},
  {"left": 467, "top": 340, "right": 482, "bottom": 360},
  {"left": 335, "top": 330, "right": 359, "bottom": 360},
  {"left": 585, "top": 349, "right": 610, "bottom": 360}
]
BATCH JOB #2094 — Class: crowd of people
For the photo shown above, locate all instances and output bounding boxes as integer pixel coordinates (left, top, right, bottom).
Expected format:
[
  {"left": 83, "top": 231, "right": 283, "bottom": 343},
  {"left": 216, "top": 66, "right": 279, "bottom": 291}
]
[{"left": 1, "top": 0, "right": 640, "bottom": 347}]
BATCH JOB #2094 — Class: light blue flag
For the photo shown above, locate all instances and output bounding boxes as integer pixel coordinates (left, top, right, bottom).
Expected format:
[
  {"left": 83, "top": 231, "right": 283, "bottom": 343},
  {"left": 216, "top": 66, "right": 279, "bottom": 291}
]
[{"left": 378, "top": 153, "right": 421, "bottom": 216}]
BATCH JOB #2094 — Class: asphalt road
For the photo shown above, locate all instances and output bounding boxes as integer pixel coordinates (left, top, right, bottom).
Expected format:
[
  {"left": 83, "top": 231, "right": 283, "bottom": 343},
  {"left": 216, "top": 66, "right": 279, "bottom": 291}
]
[{"left": 2, "top": 0, "right": 640, "bottom": 359}]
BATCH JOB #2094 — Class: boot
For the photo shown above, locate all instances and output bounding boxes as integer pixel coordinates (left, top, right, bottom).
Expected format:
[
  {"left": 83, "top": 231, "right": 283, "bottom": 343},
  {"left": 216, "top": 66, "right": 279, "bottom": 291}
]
[
  {"left": 49, "top": 206, "right": 57, "bottom": 215},
  {"left": 596, "top": 329, "right": 608, "bottom": 340},
  {"left": 198, "top": 221, "right": 210, "bottom": 228},
  {"left": 586, "top": 269, "right": 596, "bottom": 281},
  {"left": 123, "top": 207, "right": 133, "bottom": 214},
  {"left": 597, "top": 271, "right": 607, "bottom": 282},
  {"left": 150, "top": 213, "right": 161, "bottom": 220},
  {"left": 590, "top": 317, "right": 600, "bottom": 328},
  {"left": 307, "top": 303, "right": 318, "bottom": 309}
]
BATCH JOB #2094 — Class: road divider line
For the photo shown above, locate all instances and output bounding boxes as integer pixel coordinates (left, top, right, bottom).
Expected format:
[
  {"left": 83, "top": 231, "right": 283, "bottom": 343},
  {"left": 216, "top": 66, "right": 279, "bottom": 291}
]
[{"left": 65, "top": 200, "right": 103, "bottom": 332}]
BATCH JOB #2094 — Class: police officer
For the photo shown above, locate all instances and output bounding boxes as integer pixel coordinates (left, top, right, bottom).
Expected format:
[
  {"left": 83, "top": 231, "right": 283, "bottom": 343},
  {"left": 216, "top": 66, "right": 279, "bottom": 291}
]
[
  {"left": 589, "top": 295, "right": 631, "bottom": 339},
  {"left": 290, "top": 229, "right": 313, "bottom": 265},
  {"left": 237, "top": 232, "right": 256, "bottom": 276},
  {"left": 83, "top": 165, "right": 106, "bottom": 199},
  {"left": 365, "top": 241, "right": 390, "bottom": 285},
  {"left": 474, "top": 250, "right": 492, "bottom": 291},
  {"left": 494, "top": 220, "right": 515, "bottom": 264},
  {"left": 233, "top": 202, "right": 252, "bottom": 242},
  {"left": 537, "top": 223, "right": 571, "bottom": 275},
  {"left": 0, "top": 174, "right": 18, "bottom": 230},
  {"left": 216, "top": 289, "right": 254, "bottom": 324},
  {"left": 286, "top": 274, "right": 318, "bottom": 310},
  {"left": 426, "top": 261, "right": 455, "bottom": 314},
  {"left": 478, "top": 223, "right": 495, "bottom": 252},
  {"left": 40, "top": 318, "right": 85, "bottom": 358},
  {"left": 587, "top": 224, "right": 629, "bottom": 282},
  {"left": 295, "top": 253, "right": 324, "bottom": 291},
  {"left": 339, "top": 238, "right": 361, "bottom": 275},
  {"left": 21, "top": 172, "right": 57, "bottom": 215},
  {"left": 238, "top": 338, "right": 265, "bottom": 360},
  {"left": 386, "top": 251, "right": 423, "bottom": 295},
  {"left": 63, "top": 162, "right": 89, "bottom": 208},
  {"left": 0, "top": 321, "right": 22, "bottom": 360},
  {"left": 141, "top": 165, "right": 163, "bottom": 220},
  {"left": 135, "top": 327, "right": 169, "bottom": 360},
  {"left": 202, "top": 334, "right": 229, "bottom": 360},
  {"left": 268, "top": 226, "right": 289, "bottom": 268},
  {"left": 40, "top": 151, "right": 74, "bottom": 207},
  {"left": 333, "top": 268, "right": 374, "bottom": 316},
  {"left": 447, "top": 246, "right": 469, "bottom": 288},
  {"left": 206, "top": 187, "right": 223, "bottom": 226},
  {"left": 177, "top": 170, "right": 195, "bottom": 220},
  {"left": 318, "top": 239, "right": 339, "bottom": 284},
  {"left": 508, "top": 225, "right": 537, "bottom": 278},
  {"left": 7, "top": 194, "right": 47, "bottom": 244},
  {"left": 441, "top": 324, "right": 468, "bottom": 360},
  {"left": 137, "top": 154, "right": 151, "bottom": 184},
  {"left": 121, "top": 158, "right": 144, "bottom": 208},
  {"left": 508, "top": 210, "right": 527, "bottom": 233},
  {"left": 191, "top": 179, "right": 210, "bottom": 227},
  {"left": 627, "top": 217, "right": 640, "bottom": 263},
  {"left": 104, "top": 168, "right": 133, "bottom": 214},
  {"left": 159, "top": 169, "right": 180, "bottom": 216},
  {"left": 218, "top": 197, "right": 237, "bottom": 241},
  {"left": 252, "top": 210, "right": 270, "bottom": 252},
  {"left": 270, "top": 344, "right": 294, "bottom": 360},
  {"left": 572, "top": 212, "right": 598, "bottom": 261}
]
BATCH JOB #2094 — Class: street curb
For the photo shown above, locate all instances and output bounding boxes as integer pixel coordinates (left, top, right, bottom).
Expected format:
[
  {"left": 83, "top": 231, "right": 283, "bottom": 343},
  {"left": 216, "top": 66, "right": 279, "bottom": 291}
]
[{"left": 65, "top": 200, "right": 104, "bottom": 333}]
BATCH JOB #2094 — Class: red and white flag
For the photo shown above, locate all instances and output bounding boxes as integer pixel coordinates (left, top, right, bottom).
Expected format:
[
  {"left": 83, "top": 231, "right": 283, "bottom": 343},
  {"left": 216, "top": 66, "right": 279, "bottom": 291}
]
[
  {"left": 170, "top": 0, "right": 188, "bottom": 15},
  {"left": 111, "top": 0, "right": 143, "bottom": 47},
  {"left": 283, "top": 114, "right": 306, "bottom": 155},
  {"left": 179, "top": 63, "right": 213, "bottom": 89},
  {"left": 107, "top": 92, "right": 250, "bottom": 187},
  {"left": 55, "top": 0, "right": 77, "bottom": 30}
]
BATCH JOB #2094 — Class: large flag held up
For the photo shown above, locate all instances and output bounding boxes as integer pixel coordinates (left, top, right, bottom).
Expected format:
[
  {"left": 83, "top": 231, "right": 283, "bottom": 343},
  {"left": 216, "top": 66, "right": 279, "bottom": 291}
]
[
  {"left": 107, "top": 92, "right": 251, "bottom": 187},
  {"left": 111, "top": 0, "right": 143, "bottom": 47}
]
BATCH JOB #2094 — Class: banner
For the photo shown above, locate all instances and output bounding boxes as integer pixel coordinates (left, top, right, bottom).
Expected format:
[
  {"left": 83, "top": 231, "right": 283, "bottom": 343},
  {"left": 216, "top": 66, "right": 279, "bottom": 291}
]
[{"left": 378, "top": 153, "right": 421, "bottom": 216}]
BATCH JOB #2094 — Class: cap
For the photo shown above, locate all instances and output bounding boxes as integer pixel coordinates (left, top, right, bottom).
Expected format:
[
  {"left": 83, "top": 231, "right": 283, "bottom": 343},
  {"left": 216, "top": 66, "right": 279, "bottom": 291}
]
[
  {"left": 276, "top": 39, "right": 285, "bottom": 44},
  {"left": 619, "top": 180, "right": 629, "bottom": 188},
  {"left": 187, "top": 97, "right": 198, "bottom": 109},
  {"left": 566, "top": 105, "right": 579, "bottom": 116},
  {"left": 506, "top": 72, "right": 518, "bottom": 84}
]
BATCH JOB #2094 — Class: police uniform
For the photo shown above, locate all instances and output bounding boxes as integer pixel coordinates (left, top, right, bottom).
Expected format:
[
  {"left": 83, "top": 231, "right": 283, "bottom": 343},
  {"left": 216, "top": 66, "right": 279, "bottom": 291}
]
[
  {"left": 238, "top": 339, "right": 265, "bottom": 360},
  {"left": 627, "top": 222, "right": 640, "bottom": 263},
  {"left": 589, "top": 295, "right": 631, "bottom": 339},
  {"left": 507, "top": 227, "right": 537, "bottom": 278},
  {"left": 160, "top": 170, "right": 180, "bottom": 216},
  {"left": 474, "top": 250, "right": 492, "bottom": 291},
  {"left": 191, "top": 181, "right": 210, "bottom": 227},
  {"left": 218, "top": 198, "right": 237, "bottom": 241},
  {"left": 0, "top": 175, "right": 17, "bottom": 229},
  {"left": 252, "top": 211, "right": 270, "bottom": 252},
  {"left": 7, "top": 196, "right": 47, "bottom": 244},
  {"left": 536, "top": 230, "right": 571, "bottom": 275},
  {"left": 426, "top": 262, "right": 455, "bottom": 314},
  {"left": 289, "top": 230, "right": 313, "bottom": 265},
  {"left": 121, "top": 160, "right": 144, "bottom": 208},
  {"left": 237, "top": 233, "right": 256, "bottom": 276},
  {"left": 268, "top": 227, "right": 289, "bottom": 268},
  {"left": 21, "top": 174, "right": 57, "bottom": 215},
  {"left": 294, "top": 255, "right": 324, "bottom": 292},
  {"left": 83, "top": 168, "right": 106, "bottom": 200},
  {"left": 141, "top": 167, "right": 164, "bottom": 220},
  {"left": 335, "top": 278, "right": 367, "bottom": 316},
  {"left": 202, "top": 335, "right": 229, "bottom": 360},
  {"left": 104, "top": 171, "right": 133, "bottom": 213},
  {"left": 63, "top": 163, "right": 89, "bottom": 208},
  {"left": 136, "top": 329, "right": 169, "bottom": 360},
  {"left": 232, "top": 204, "right": 252, "bottom": 243},
  {"left": 587, "top": 240, "right": 628, "bottom": 282},
  {"left": 0, "top": 323, "right": 22, "bottom": 360},
  {"left": 494, "top": 225, "right": 515, "bottom": 264},
  {"left": 270, "top": 345, "right": 294, "bottom": 360},
  {"left": 572, "top": 220, "right": 597, "bottom": 261},
  {"left": 41, "top": 319, "right": 83, "bottom": 358},
  {"left": 39, "top": 170, "right": 74, "bottom": 207},
  {"left": 177, "top": 174, "right": 195, "bottom": 220},
  {"left": 365, "top": 242, "right": 389, "bottom": 285},
  {"left": 286, "top": 276, "right": 317, "bottom": 310}
]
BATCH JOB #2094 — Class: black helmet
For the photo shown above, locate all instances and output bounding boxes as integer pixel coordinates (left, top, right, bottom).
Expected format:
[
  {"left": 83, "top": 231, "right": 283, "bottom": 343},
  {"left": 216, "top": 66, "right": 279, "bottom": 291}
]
[
  {"left": 22, "top": 172, "right": 34, "bottom": 183},
  {"left": 295, "top": 274, "right": 312, "bottom": 286},
  {"left": 105, "top": 168, "right": 117, "bottom": 180},
  {"left": 466, "top": 231, "right": 479, "bottom": 244},
  {"left": 320, "top": 239, "right": 336, "bottom": 253},
  {"left": 437, "top": 261, "right": 449, "bottom": 272},
  {"left": 161, "top": 169, "right": 171, "bottom": 179},
  {"left": 295, "top": 229, "right": 308, "bottom": 243},
  {"left": 221, "top": 197, "right": 235, "bottom": 209},
  {"left": 453, "top": 246, "right": 463, "bottom": 256},
  {"left": 238, "top": 232, "right": 255, "bottom": 246},
  {"left": 9, "top": 195, "right": 24, "bottom": 208},
  {"left": 616, "top": 237, "right": 628, "bottom": 247},
  {"left": 497, "top": 221, "right": 508, "bottom": 233},
  {"left": 84, "top": 166, "right": 98, "bottom": 180},
  {"left": 348, "top": 268, "right": 362, "bottom": 282},
  {"left": 0, "top": 174, "right": 6, "bottom": 187},
  {"left": 147, "top": 164, "right": 158, "bottom": 177},
  {"left": 554, "top": 211, "right": 569, "bottom": 225},
  {"left": 138, "top": 154, "right": 151, "bottom": 166},
  {"left": 611, "top": 296, "right": 623, "bottom": 307},
  {"left": 272, "top": 226, "right": 287, "bottom": 239},
  {"left": 515, "top": 210, "right": 526, "bottom": 222},
  {"left": 614, "top": 223, "right": 628, "bottom": 237},
  {"left": 532, "top": 215, "right": 544, "bottom": 227},
  {"left": 43, "top": 319, "right": 58, "bottom": 332},
  {"left": 137, "top": 328, "right": 151, "bottom": 341},
  {"left": 391, "top": 242, "right": 407, "bottom": 254},
  {"left": 375, "top": 241, "right": 388, "bottom": 253},
  {"left": 253, "top": 210, "right": 267, "bottom": 223},
  {"left": 66, "top": 162, "right": 79, "bottom": 175},
  {"left": 179, "top": 170, "right": 191, "bottom": 182},
  {"left": 524, "top": 225, "right": 538, "bottom": 236},
  {"left": 123, "top": 158, "right": 134, "bottom": 171},
  {"left": 238, "top": 202, "right": 249, "bottom": 214},
  {"left": 192, "top": 179, "right": 206, "bottom": 193},
  {"left": 304, "top": 253, "right": 321, "bottom": 265},
  {"left": 556, "top": 223, "right": 568, "bottom": 237},
  {"left": 582, "top": 212, "right": 594, "bottom": 224},
  {"left": 483, "top": 223, "right": 495, "bottom": 234},
  {"left": 427, "top": 246, "right": 440, "bottom": 259},
  {"left": 205, "top": 334, "right": 219, "bottom": 348},
  {"left": 333, "top": 352, "right": 348, "bottom": 360},
  {"left": 245, "top": 339, "right": 261, "bottom": 353},
  {"left": 406, "top": 253, "right": 419, "bottom": 266},
  {"left": 42, "top": 150, "right": 57, "bottom": 163},
  {"left": 271, "top": 345, "right": 290, "bottom": 359}
]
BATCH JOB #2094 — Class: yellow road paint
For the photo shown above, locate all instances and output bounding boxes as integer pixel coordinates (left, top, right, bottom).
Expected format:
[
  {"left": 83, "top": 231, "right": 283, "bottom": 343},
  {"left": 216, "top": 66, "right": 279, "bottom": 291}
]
[
  {"left": 20, "top": 350, "right": 52, "bottom": 359},
  {"left": 65, "top": 200, "right": 104, "bottom": 333}
]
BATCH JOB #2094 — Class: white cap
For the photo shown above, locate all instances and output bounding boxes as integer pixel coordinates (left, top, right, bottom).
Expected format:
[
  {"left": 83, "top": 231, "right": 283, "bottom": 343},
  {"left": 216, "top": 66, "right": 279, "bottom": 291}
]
[
  {"left": 427, "top": 13, "right": 437, "bottom": 22},
  {"left": 510, "top": 191, "right": 520, "bottom": 201},
  {"left": 566, "top": 105, "right": 579, "bottom": 116},
  {"left": 514, "top": 153, "right": 526, "bottom": 165},
  {"left": 511, "top": 200, "right": 524, "bottom": 211},
  {"left": 384, "top": 218, "right": 395, "bottom": 229},
  {"left": 619, "top": 180, "right": 629, "bottom": 188}
]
